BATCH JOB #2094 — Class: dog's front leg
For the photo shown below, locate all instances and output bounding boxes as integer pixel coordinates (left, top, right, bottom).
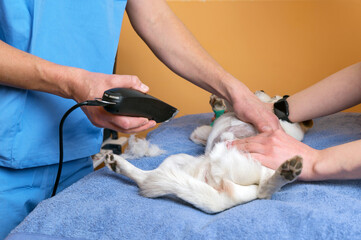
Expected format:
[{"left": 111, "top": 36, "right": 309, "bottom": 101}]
[
  {"left": 104, "top": 154, "right": 149, "bottom": 187},
  {"left": 104, "top": 153, "right": 182, "bottom": 199}
]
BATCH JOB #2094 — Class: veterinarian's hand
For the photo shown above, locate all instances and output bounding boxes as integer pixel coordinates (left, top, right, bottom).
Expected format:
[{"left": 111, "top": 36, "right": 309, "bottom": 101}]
[
  {"left": 70, "top": 69, "right": 157, "bottom": 133},
  {"left": 229, "top": 129, "right": 319, "bottom": 180},
  {"left": 231, "top": 90, "right": 280, "bottom": 132}
]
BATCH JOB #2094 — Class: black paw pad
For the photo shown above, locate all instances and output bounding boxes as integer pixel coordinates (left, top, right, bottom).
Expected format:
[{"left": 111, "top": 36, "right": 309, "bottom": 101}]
[
  {"left": 279, "top": 155, "right": 303, "bottom": 181},
  {"left": 280, "top": 170, "right": 296, "bottom": 181},
  {"left": 110, "top": 162, "right": 117, "bottom": 172}
]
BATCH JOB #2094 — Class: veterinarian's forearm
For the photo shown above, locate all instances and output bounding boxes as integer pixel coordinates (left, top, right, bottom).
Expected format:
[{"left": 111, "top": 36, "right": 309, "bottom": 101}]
[
  {"left": 310, "top": 139, "right": 361, "bottom": 180},
  {"left": 288, "top": 62, "right": 361, "bottom": 122},
  {"left": 126, "top": 0, "right": 250, "bottom": 103},
  {"left": 0, "top": 40, "right": 155, "bottom": 132},
  {"left": 0, "top": 40, "right": 80, "bottom": 99}
]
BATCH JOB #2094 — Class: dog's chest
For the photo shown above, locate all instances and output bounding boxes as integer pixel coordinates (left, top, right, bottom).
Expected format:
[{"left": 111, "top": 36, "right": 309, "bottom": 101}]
[{"left": 206, "top": 113, "right": 257, "bottom": 153}]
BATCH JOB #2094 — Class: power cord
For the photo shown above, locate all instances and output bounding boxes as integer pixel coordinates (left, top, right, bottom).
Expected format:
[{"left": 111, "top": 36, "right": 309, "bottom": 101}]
[{"left": 51, "top": 100, "right": 107, "bottom": 197}]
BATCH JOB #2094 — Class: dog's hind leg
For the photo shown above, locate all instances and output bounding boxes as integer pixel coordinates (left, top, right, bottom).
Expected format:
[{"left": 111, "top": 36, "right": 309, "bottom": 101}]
[
  {"left": 257, "top": 155, "right": 303, "bottom": 199},
  {"left": 190, "top": 125, "right": 213, "bottom": 146},
  {"left": 105, "top": 153, "right": 259, "bottom": 213},
  {"left": 140, "top": 170, "right": 258, "bottom": 213}
]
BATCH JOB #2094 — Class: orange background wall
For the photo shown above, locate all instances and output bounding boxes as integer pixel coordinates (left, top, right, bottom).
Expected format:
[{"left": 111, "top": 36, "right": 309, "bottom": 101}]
[{"left": 116, "top": 0, "right": 361, "bottom": 117}]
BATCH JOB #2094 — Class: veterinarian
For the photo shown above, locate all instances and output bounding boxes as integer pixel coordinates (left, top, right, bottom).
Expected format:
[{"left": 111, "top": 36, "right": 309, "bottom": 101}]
[
  {"left": 231, "top": 62, "right": 361, "bottom": 181},
  {"left": 0, "top": 0, "right": 280, "bottom": 238}
]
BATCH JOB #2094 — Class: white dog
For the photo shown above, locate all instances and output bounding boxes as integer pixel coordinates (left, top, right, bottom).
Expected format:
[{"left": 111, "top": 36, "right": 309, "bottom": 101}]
[{"left": 105, "top": 91, "right": 311, "bottom": 213}]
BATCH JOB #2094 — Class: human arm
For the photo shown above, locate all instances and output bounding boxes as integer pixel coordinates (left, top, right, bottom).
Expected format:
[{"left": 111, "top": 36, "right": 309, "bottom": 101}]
[
  {"left": 229, "top": 129, "right": 361, "bottom": 181},
  {"left": 0, "top": 40, "right": 156, "bottom": 133},
  {"left": 126, "top": 0, "right": 279, "bottom": 132},
  {"left": 288, "top": 62, "right": 361, "bottom": 122},
  {"left": 230, "top": 62, "right": 361, "bottom": 180}
]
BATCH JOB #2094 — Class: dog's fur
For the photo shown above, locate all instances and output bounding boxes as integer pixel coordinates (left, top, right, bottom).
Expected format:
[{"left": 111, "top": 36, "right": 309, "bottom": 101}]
[{"left": 105, "top": 91, "right": 311, "bottom": 213}]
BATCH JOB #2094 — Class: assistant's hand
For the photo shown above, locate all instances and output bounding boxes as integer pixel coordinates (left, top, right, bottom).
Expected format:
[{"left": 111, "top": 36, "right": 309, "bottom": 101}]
[
  {"left": 228, "top": 129, "right": 319, "bottom": 180},
  {"left": 69, "top": 69, "right": 156, "bottom": 133}
]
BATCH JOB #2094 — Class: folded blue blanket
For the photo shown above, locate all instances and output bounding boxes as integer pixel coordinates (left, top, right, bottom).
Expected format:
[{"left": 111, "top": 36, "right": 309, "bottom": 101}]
[{"left": 7, "top": 112, "right": 361, "bottom": 240}]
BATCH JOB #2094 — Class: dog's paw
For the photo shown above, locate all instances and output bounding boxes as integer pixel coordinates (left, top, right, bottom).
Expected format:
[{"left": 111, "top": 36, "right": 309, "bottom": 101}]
[
  {"left": 278, "top": 155, "right": 303, "bottom": 182},
  {"left": 190, "top": 125, "right": 212, "bottom": 146},
  {"left": 104, "top": 154, "right": 117, "bottom": 172},
  {"left": 209, "top": 94, "right": 226, "bottom": 111}
]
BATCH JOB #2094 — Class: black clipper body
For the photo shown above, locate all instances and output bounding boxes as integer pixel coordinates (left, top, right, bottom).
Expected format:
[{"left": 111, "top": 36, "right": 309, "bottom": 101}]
[{"left": 100, "top": 88, "right": 178, "bottom": 123}]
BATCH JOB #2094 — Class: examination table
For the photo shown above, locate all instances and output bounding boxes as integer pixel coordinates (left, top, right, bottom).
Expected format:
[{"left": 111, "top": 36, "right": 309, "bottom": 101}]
[{"left": 7, "top": 112, "right": 361, "bottom": 240}]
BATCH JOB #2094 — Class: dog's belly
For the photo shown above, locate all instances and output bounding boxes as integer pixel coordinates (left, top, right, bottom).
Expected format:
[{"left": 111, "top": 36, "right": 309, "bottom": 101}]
[{"left": 206, "top": 142, "right": 266, "bottom": 186}]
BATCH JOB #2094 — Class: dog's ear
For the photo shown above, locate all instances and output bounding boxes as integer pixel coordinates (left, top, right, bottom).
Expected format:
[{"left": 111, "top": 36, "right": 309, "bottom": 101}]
[{"left": 299, "top": 119, "right": 313, "bottom": 132}]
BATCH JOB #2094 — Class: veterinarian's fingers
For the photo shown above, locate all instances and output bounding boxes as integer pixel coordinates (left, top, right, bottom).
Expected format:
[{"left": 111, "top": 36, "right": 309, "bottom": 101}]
[
  {"left": 248, "top": 153, "right": 266, "bottom": 162},
  {"left": 129, "top": 120, "right": 157, "bottom": 133},
  {"left": 235, "top": 142, "right": 268, "bottom": 155},
  {"left": 239, "top": 97, "right": 280, "bottom": 133},
  {"left": 118, "top": 75, "right": 150, "bottom": 94},
  {"left": 109, "top": 117, "right": 157, "bottom": 133},
  {"left": 248, "top": 153, "right": 278, "bottom": 170},
  {"left": 82, "top": 104, "right": 156, "bottom": 132},
  {"left": 109, "top": 121, "right": 156, "bottom": 134},
  {"left": 252, "top": 110, "right": 281, "bottom": 133},
  {"left": 228, "top": 131, "right": 272, "bottom": 147}
]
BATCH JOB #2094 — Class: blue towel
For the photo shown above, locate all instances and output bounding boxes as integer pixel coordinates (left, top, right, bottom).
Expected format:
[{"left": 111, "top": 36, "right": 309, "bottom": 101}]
[{"left": 7, "top": 112, "right": 361, "bottom": 240}]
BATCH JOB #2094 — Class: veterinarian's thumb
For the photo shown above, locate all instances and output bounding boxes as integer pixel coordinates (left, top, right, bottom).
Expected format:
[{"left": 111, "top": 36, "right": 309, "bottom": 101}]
[
  {"left": 261, "top": 125, "right": 273, "bottom": 132},
  {"left": 118, "top": 75, "right": 149, "bottom": 93},
  {"left": 253, "top": 112, "right": 280, "bottom": 133},
  {"left": 255, "top": 102, "right": 281, "bottom": 132}
]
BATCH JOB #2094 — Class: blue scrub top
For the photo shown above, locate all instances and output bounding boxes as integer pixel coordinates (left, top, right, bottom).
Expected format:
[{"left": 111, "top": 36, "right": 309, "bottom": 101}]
[{"left": 0, "top": 0, "right": 128, "bottom": 169}]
